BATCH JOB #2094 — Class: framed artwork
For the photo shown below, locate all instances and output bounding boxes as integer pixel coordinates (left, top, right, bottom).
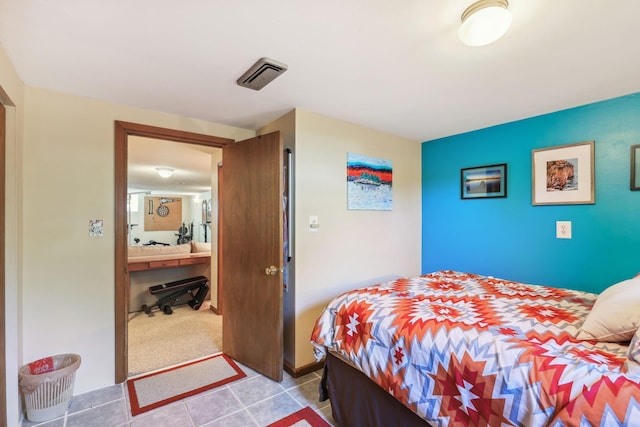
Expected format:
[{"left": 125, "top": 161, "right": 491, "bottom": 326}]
[
  {"left": 347, "top": 152, "right": 392, "bottom": 210},
  {"left": 89, "top": 219, "right": 104, "bottom": 237},
  {"left": 144, "top": 196, "right": 182, "bottom": 230},
  {"left": 460, "top": 163, "right": 507, "bottom": 199},
  {"left": 201, "top": 200, "right": 209, "bottom": 223},
  {"left": 631, "top": 144, "right": 640, "bottom": 190},
  {"left": 532, "top": 141, "right": 594, "bottom": 205}
]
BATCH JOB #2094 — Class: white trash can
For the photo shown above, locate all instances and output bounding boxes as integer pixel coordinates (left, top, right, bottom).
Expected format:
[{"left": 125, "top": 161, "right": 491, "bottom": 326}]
[{"left": 18, "top": 354, "right": 81, "bottom": 422}]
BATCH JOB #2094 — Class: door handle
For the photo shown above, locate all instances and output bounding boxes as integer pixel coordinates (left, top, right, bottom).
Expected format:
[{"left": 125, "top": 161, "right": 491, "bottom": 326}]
[{"left": 265, "top": 266, "right": 281, "bottom": 276}]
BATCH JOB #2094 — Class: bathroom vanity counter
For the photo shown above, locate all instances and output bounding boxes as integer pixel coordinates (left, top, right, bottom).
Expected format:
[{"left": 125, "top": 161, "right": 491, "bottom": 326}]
[{"left": 128, "top": 252, "right": 211, "bottom": 272}]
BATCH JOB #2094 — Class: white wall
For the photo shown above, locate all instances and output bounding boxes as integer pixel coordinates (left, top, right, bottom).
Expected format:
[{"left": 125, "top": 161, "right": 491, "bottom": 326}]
[
  {"left": 292, "top": 110, "right": 422, "bottom": 367},
  {"left": 0, "top": 43, "right": 26, "bottom": 427},
  {"left": 21, "top": 85, "right": 254, "bottom": 395}
]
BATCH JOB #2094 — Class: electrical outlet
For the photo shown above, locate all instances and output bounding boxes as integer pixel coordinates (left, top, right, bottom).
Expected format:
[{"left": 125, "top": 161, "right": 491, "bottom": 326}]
[{"left": 556, "top": 221, "right": 572, "bottom": 239}]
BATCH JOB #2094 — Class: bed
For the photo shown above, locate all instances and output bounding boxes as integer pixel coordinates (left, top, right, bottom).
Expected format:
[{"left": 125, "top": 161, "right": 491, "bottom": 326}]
[{"left": 311, "top": 270, "right": 640, "bottom": 426}]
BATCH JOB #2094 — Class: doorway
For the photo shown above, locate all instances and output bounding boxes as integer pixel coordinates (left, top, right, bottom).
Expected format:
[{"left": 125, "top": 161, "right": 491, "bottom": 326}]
[
  {"left": 126, "top": 136, "right": 221, "bottom": 376},
  {"left": 114, "top": 121, "right": 233, "bottom": 383}
]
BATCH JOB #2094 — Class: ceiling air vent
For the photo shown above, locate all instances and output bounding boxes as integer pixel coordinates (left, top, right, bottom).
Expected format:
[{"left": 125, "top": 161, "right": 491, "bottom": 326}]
[{"left": 236, "top": 57, "right": 288, "bottom": 91}]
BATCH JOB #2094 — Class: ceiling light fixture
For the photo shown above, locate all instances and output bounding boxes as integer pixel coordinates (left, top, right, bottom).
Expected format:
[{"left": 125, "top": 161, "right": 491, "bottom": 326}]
[
  {"left": 156, "top": 167, "right": 174, "bottom": 178},
  {"left": 459, "top": 0, "right": 512, "bottom": 47}
]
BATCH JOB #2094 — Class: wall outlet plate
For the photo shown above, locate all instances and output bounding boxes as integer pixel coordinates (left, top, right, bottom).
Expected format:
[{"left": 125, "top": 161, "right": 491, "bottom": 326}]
[{"left": 556, "top": 221, "right": 572, "bottom": 239}]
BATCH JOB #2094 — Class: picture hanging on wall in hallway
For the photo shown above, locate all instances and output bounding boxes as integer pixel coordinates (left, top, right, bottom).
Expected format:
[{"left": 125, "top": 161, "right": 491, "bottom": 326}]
[
  {"left": 532, "top": 140, "right": 595, "bottom": 205},
  {"left": 347, "top": 152, "right": 392, "bottom": 210}
]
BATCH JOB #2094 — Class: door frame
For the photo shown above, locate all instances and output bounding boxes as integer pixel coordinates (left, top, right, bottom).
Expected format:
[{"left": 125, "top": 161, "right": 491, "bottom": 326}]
[
  {"left": 114, "top": 121, "right": 232, "bottom": 383},
  {"left": 0, "top": 103, "right": 7, "bottom": 427},
  {"left": 215, "top": 163, "right": 223, "bottom": 315}
]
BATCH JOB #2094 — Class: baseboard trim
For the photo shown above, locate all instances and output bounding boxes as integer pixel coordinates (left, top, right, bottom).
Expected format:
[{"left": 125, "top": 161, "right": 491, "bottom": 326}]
[{"left": 284, "top": 358, "right": 325, "bottom": 378}]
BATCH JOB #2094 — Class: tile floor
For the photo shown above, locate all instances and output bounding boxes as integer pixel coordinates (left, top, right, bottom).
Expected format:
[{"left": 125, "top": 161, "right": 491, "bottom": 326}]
[{"left": 21, "top": 362, "right": 336, "bottom": 427}]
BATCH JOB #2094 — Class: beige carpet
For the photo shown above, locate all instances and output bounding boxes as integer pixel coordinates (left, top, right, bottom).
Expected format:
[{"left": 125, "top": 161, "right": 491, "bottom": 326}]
[{"left": 128, "top": 301, "right": 222, "bottom": 376}]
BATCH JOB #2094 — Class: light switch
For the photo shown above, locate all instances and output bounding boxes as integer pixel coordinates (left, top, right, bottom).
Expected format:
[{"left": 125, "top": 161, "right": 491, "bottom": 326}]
[
  {"left": 556, "top": 221, "right": 571, "bottom": 239},
  {"left": 309, "top": 215, "right": 319, "bottom": 232}
]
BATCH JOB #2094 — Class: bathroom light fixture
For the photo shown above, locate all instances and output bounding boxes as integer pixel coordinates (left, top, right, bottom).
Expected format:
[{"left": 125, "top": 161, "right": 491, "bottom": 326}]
[
  {"left": 459, "top": 0, "right": 512, "bottom": 47},
  {"left": 156, "top": 167, "right": 174, "bottom": 178}
]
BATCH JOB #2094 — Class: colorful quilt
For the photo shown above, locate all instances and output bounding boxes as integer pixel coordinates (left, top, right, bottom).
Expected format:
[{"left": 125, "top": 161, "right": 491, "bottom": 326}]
[{"left": 311, "top": 270, "right": 640, "bottom": 426}]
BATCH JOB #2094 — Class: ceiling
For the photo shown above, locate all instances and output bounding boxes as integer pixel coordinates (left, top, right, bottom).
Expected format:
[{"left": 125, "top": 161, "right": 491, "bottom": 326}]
[
  {"left": 128, "top": 136, "right": 218, "bottom": 195},
  {"left": 1, "top": 1, "right": 640, "bottom": 144}
]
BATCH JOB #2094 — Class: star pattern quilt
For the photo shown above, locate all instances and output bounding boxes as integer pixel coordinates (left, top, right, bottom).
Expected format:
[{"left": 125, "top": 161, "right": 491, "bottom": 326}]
[{"left": 311, "top": 270, "right": 640, "bottom": 426}]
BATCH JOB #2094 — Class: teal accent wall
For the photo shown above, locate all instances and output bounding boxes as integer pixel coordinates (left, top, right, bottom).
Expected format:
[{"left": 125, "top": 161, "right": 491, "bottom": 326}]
[{"left": 422, "top": 93, "right": 640, "bottom": 294}]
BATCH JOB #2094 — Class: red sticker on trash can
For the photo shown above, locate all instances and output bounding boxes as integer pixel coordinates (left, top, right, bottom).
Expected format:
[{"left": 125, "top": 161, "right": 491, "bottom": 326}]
[{"left": 29, "top": 357, "right": 54, "bottom": 375}]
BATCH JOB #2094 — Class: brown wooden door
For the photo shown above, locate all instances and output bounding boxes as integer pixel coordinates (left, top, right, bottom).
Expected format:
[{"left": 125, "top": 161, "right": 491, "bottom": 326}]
[{"left": 221, "top": 131, "right": 284, "bottom": 381}]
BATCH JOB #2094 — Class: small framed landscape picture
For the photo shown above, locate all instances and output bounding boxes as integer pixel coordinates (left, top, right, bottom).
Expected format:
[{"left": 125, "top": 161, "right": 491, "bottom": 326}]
[
  {"left": 532, "top": 141, "right": 594, "bottom": 205},
  {"left": 631, "top": 144, "right": 640, "bottom": 190},
  {"left": 460, "top": 163, "right": 507, "bottom": 199}
]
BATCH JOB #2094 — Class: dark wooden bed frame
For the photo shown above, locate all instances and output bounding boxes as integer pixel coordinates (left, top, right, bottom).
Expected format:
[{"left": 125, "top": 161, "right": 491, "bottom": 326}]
[{"left": 322, "top": 352, "right": 430, "bottom": 426}]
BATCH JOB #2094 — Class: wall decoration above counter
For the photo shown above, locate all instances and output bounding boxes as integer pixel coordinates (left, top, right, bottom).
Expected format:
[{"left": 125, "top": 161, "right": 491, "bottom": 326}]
[
  {"left": 144, "top": 196, "right": 182, "bottom": 231},
  {"left": 201, "top": 199, "right": 212, "bottom": 224}
]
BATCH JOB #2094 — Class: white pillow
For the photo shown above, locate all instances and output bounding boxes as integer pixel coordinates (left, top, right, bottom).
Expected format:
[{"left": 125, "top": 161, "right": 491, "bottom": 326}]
[{"left": 576, "top": 277, "right": 640, "bottom": 342}]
